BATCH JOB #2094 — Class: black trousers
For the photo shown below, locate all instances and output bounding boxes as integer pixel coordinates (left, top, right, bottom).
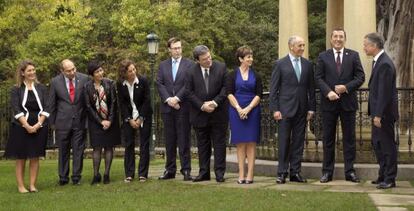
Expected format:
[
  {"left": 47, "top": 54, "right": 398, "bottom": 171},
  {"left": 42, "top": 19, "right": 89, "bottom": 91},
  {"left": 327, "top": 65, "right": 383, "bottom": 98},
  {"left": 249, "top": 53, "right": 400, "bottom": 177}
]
[
  {"left": 193, "top": 122, "right": 227, "bottom": 179},
  {"left": 322, "top": 110, "right": 356, "bottom": 175},
  {"left": 162, "top": 111, "right": 191, "bottom": 174},
  {"left": 277, "top": 112, "right": 306, "bottom": 175},
  {"left": 56, "top": 128, "right": 86, "bottom": 182},
  {"left": 372, "top": 117, "right": 398, "bottom": 183},
  {"left": 123, "top": 118, "right": 152, "bottom": 178}
]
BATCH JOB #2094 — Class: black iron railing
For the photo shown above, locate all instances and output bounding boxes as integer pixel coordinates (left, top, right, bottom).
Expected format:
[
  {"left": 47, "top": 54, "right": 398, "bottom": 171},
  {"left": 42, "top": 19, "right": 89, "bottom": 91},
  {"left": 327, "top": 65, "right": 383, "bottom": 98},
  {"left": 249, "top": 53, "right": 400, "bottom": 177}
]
[{"left": 1, "top": 88, "right": 413, "bottom": 163}]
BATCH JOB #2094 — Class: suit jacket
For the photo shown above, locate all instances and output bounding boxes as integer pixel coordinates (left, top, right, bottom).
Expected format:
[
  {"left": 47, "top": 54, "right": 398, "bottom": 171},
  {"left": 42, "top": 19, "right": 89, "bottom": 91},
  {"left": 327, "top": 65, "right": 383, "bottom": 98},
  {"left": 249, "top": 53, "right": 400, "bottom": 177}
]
[
  {"left": 269, "top": 55, "right": 316, "bottom": 118},
  {"left": 117, "top": 75, "right": 153, "bottom": 123},
  {"left": 48, "top": 72, "right": 89, "bottom": 130},
  {"left": 368, "top": 52, "right": 398, "bottom": 120},
  {"left": 84, "top": 78, "right": 118, "bottom": 125},
  {"left": 315, "top": 48, "right": 365, "bottom": 111},
  {"left": 186, "top": 61, "right": 228, "bottom": 127},
  {"left": 10, "top": 83, "right": 49, "bottom": 125},
  {"left": 156, "top": 57, "right": 194, "bottom": 114}
]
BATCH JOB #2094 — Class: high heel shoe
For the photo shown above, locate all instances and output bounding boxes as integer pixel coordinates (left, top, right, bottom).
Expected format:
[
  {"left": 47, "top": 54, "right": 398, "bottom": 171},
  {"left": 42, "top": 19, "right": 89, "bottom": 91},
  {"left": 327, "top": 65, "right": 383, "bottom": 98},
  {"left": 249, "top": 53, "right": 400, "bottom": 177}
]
[
  {"left": 91, "top": 173, "right": 102, "bottom": 185},
  {"left": 245, "top": 180, "right": 254, "bottom": 184},
  {"left": 237, "top": 179, "right": 245, "bottom": 184},
  {"left": 103, "top": 174, "right": 110, "bottom": 184}
]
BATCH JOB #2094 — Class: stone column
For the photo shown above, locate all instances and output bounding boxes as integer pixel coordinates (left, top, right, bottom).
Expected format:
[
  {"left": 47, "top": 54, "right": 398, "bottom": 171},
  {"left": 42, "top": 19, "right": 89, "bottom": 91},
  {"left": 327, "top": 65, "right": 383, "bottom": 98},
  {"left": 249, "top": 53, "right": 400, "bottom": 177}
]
[
  {"left": 344, "top": 0, "right": 376, "bottom": 87},
  {"left": 278, "top": 0, "right": 309, "bottom": 59},
  {"left": 326, "top": 0, "right": 344, "bottom": 48}
]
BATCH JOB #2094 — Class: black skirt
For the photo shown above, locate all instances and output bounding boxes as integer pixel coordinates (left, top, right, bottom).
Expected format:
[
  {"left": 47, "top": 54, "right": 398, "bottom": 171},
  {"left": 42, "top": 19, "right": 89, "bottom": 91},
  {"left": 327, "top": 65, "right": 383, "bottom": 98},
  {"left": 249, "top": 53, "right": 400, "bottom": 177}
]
[{"left": 4, "top": 91, "right": 48, "bottom": 159}]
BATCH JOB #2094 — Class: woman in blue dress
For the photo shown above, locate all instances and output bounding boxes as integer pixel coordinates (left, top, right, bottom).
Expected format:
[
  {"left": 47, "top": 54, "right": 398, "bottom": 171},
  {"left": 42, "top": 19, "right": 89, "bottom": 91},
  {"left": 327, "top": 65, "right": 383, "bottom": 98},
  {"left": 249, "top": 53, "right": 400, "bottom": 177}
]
[{"left": 226, "top": 46, "right": 262, "bottom": 184}]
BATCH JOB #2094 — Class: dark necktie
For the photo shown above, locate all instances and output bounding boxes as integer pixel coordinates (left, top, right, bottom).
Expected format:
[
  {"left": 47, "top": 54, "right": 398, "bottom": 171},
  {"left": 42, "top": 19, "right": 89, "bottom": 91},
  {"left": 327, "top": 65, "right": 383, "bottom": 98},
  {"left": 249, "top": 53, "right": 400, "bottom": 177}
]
[
  {"left": 372, "top": 60, "right": 376, "bottom": 69},
  {"left": 204, "top": 69, "right": 209, "bottom": 93},
  {"left": 336, "top": 51, "right": 341, "bottom": 74},
  {"left": 69, "top": 79, "right": 75, "bottom": 103}
]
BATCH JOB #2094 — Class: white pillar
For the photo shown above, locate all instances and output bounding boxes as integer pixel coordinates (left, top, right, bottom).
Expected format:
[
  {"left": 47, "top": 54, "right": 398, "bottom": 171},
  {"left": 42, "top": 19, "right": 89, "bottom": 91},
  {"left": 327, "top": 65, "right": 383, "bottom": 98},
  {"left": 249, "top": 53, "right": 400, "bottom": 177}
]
[{"left": 278, "top": 0, "right": 309, "bottom": 58}]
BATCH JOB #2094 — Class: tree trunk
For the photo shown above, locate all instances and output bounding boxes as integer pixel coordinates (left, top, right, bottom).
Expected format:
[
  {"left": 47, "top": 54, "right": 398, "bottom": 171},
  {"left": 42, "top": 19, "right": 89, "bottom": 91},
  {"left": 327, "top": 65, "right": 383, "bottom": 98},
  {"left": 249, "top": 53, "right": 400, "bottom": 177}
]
[{"left": 377, "top": 0, "right": 414, "bottom": 132}]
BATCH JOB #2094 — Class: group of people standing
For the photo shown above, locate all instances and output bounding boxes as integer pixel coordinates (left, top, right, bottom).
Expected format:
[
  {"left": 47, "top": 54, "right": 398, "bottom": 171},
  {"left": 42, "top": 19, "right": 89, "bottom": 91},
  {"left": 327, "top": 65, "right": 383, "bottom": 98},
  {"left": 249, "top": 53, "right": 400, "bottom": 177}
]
[{"left": 3, "top": 29, "right": 398, "bottom": 193}]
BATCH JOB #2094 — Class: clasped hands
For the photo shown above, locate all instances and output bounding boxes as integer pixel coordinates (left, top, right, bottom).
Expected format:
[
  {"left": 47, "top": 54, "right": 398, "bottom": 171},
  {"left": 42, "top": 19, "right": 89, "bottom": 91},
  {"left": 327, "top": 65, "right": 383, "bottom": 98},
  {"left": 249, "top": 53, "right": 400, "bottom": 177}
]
[
  {"left": 129, "top": 118, "right": 142, "bottom": 129},
  {"left": 327, "top": 85, "right": 347, "bottom": 101},
  {"left": 236, "top": 105, "right": 251, "bottom": 120},
  {"left": 273, "top": 111, "right": 314, "bottom": 121},
  {"left": 167, "top": 97, "right": 180, "bottom": 110},
  {"left": 201, "top": 101, "right": 217, "bottom": 113},
  {"left": 23, "top": 122, "right": 42, "bottom": 134},
  {"left": 101, "top": 120, "right": 112, "bottom": 130}
]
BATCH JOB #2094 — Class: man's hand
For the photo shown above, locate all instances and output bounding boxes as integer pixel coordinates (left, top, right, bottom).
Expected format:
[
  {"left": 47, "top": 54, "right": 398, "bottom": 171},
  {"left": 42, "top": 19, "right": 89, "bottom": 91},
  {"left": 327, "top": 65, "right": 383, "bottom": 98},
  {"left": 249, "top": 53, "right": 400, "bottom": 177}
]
[
  {"left": 273, "top": 111, "right": 282, "bottom": 121},
  {"left": 201, "top": 102, "right": 214, "bottom": 113},
  {"left": 327, "top": 91, "right": 340, "bottom": 101},
  {"left": 373, "top": 116, "right": 382, "bottom": 128},
  {"left": 334, "top": 85, "right": 347, "bottom": 94}
]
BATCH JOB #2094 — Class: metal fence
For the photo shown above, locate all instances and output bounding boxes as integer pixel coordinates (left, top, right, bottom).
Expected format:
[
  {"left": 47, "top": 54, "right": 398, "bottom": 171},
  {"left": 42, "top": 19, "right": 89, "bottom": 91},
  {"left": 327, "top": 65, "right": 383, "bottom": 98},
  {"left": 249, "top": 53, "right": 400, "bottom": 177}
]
[{"left": 1, "top": 87, "right": 413, "bottom": 163}]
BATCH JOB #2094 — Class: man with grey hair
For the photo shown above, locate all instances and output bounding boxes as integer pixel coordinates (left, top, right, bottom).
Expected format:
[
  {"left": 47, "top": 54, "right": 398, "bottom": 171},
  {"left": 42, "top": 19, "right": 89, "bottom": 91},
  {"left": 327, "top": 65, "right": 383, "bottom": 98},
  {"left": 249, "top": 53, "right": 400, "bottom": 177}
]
[
  {"left": 363, "top": 32, "right": 398, "bottom": 189},
  {"left": 316, "top": 28, "right": 365, "bottom": 183},
  {"left": 186, "top": 45, "right": 228, "bottom": 182},
  {"left": 270, "top": 35, "right": 316, "bottom": 184},
  {"left": 48, "top": 59, "right": 89, "bottom": 185}
]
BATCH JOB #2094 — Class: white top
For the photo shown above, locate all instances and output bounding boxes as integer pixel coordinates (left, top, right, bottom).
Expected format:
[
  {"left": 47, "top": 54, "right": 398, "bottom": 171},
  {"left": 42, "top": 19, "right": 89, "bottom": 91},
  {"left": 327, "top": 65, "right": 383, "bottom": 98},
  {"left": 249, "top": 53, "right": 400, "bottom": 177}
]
[{"left": 123, "top": 77, "right": 140, "bottom": 120}]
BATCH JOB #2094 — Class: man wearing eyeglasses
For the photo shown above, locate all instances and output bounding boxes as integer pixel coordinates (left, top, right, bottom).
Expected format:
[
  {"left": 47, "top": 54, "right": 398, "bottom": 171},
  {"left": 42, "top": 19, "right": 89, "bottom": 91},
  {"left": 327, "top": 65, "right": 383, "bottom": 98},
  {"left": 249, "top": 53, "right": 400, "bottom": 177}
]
[{"left": 157, "top": 37, "right": 194, "bottom": 181}]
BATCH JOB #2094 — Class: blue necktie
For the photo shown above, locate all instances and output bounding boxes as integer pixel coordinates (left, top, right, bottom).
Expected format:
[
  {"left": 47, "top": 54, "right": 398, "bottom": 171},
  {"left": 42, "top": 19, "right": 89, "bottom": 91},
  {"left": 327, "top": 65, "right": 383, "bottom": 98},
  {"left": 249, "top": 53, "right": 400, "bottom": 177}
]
[
  {"left": 293, "top": 58, "right": 301, "bottom": 81},
  {"left": 172, "top": 60, "right": 178, "bottom": 81}
]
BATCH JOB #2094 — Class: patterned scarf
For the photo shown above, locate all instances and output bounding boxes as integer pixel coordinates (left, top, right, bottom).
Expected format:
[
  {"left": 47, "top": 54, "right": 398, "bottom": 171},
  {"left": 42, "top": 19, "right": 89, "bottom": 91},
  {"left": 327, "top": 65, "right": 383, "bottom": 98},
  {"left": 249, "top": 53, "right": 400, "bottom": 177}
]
[{"left": 94, "top": 85, "right": 108, "bottom": 120}]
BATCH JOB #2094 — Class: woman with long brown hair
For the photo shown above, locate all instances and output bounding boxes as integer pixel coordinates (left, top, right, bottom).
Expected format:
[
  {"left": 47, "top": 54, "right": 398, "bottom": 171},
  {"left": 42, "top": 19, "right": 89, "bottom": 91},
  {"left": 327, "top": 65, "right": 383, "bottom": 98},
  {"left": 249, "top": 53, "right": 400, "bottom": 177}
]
[{"left": 4, "top": 60, "right": 49, "bottom": 193}]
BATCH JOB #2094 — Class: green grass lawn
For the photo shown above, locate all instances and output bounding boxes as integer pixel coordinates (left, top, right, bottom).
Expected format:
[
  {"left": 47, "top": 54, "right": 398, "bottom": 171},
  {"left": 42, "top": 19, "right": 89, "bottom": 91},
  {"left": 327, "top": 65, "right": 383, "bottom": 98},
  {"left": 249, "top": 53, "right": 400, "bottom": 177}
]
[{"left": 0, "top": 159, "right": 376, "bottom": 211}]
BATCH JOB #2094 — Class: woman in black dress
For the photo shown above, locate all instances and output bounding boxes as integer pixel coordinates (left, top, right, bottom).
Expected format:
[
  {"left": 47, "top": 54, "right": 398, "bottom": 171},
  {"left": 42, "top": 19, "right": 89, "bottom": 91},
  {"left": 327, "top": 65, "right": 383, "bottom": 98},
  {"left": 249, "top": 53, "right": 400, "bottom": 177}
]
[
  {"left": 84, "top": 60, "right": 120, "bottom": 185},
  {"left": 4, "top": 60, "right": 49, "bottom": 193}
]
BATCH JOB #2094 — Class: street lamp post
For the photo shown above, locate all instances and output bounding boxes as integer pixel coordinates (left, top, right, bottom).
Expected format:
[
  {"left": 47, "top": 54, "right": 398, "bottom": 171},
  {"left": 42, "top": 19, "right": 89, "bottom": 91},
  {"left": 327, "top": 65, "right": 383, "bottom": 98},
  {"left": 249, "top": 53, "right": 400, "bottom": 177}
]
[{"left": 146, "top": 32, "right": 159, "bottom": 159}]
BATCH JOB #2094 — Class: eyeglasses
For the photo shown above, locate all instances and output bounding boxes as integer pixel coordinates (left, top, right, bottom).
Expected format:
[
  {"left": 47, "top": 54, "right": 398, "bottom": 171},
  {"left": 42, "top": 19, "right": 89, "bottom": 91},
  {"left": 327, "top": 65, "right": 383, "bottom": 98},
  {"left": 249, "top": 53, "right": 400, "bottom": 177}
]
[{"left": 170, "top": 47, "right": 182, "bottom": 51}]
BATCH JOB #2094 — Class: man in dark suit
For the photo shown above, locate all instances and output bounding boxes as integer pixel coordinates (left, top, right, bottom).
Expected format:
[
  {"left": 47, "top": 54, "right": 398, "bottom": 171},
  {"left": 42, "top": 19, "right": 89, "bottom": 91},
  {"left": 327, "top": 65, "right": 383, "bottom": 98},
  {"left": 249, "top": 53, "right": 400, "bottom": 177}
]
[
  {"left": 269, "top": 35, "right": 316, "bottom": 184},
  {"left": 364, "top": 32, "right": 398, "bottom": 189},
  {"left": 48, "top": 59, "right": 89, "bottom": 185},
  {"left": 186, "top": 45, "right": 228, "bottom": 182},
  {"left": 157, "top": 37, "right": 194, "bottom": 181},
  {"left": 316, "top": 28, "right": 365, "bottom": 183},
  {"left": 117, "top": 59, "right": 152, "bottom": 183}
]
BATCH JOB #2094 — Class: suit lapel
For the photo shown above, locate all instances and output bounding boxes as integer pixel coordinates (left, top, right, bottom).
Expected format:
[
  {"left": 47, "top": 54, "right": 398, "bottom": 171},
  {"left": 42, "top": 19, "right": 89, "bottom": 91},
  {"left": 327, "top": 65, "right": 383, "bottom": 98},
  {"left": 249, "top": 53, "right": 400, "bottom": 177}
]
[
  {"left": 175, "top": 59, "right": 185, "bottom": 82},
  {"left": 339, "top": 49, "right": 351, "bottom": 77},
  {"left": 285, "top": 56, "right": 299, "bottom": 84},
  {"left": 74, "top": 73, "right": 82, "bottom": 103},
  {"left": 299, "top": 57, "right": 307, "bottom": 84},
  {"left": 166, "top": 59, "right": 174, "bottom": 83},
  {"left": 368, "top": 53, "right": 384, "bottom": 86},
  {"left": 60, "top": 74, "right": 72, "bottom": 102}
]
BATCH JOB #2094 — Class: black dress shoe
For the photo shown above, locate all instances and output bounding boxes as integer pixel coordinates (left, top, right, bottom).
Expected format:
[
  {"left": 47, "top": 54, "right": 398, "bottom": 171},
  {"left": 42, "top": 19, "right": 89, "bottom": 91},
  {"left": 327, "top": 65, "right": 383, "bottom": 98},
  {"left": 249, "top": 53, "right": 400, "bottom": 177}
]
[
  {"left": 345, "top": 172, "right": 360, "bottom": 183},
  {"left": 237, "top": 179, "right": 245, "bottom": 184},
  {"left": 290, "top": 173, "right": 307, "bottom": 183},
  {"left": 103, "top": 174, "right": 110, "bottom": 184},
  {"left": 158, "top": 171, "right": 176, "bottom": 180},
  {"left": 216, "top": 177, "right": 225, "bottom": 183},
  {"left": 276, "top": 174, "right": 286, "bottom": 184},
  {"left": 72, "top": 180, "right": 81, "bottom": 185},
  {"left": 192, "top": 175, "right": 210, "bottom": 182},
  {"left": 376, "top": 182, "right": 396, "bottom": 189},
  {"left": 245, "top": 180, "right": 254, "bottom": 184},
  {"left": 320, "top": 173, "right": 332, "bottom": 183},
  {"left": 182, "top": 171, "right": 193, "bottom": 181},
  {"left": 91, "top": 173, "right": 102, "bottom": 185},
  {"left": 59, "top": 180, "right": 69, "bottom": 186}
]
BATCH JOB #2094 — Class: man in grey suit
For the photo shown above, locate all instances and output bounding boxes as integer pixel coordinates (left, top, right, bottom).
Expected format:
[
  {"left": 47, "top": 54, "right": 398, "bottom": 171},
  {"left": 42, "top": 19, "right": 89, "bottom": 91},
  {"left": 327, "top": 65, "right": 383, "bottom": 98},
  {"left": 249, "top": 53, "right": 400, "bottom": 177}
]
[
  {"left": 269, "top": 35, "right": 316, "bottom": 184},
  {"left": 364, "top": 33, "right": 398, "bottom": 189},
  {"left": 157, "top": 37, "right": 194, "bottom": 181},
  {"left": 48, "top": 59, "right": 89, "bottom": 185}
]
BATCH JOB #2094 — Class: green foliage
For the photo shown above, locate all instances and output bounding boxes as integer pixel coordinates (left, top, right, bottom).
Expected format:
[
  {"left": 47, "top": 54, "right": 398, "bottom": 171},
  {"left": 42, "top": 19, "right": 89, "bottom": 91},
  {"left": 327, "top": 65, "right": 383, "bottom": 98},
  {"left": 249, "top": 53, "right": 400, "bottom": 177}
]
[
  {"left": 0, "top": 0, "right": 325, "bottom": 89},
  {"left": 16, "top": 1, "right": 95, "bottom": 83}
]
